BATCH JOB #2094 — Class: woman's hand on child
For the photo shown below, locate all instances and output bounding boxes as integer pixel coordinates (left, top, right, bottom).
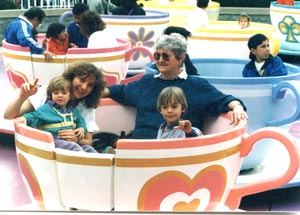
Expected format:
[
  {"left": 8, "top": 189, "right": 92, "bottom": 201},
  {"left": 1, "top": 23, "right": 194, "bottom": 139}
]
[{"left": 58, "top": 129, "right": 78, "bottom": 142}]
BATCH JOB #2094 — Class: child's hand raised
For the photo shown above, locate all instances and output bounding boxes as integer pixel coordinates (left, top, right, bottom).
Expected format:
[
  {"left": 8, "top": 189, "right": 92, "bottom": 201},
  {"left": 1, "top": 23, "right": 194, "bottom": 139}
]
[{"left": 174, "top": 120, "right": 193, "bottom": 133}]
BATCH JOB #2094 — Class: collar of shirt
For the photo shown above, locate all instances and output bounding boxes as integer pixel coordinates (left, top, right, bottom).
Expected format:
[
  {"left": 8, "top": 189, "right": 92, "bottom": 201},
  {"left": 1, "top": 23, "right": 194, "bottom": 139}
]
[
  {"left": 154, "top": 66, "right": 188, "bottom": 80},
  {"left": 160, "top": 121, "right": 180, "bottom": 130},
  {"left": 19, "top": 15, "right": 33, "bottom": 28}
]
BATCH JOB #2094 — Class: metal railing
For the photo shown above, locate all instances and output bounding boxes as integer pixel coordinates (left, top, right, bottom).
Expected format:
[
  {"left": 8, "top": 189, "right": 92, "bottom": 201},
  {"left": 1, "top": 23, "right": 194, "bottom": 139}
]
[{"left": 17, "top": 0, "right": 87, "bottom": 9}]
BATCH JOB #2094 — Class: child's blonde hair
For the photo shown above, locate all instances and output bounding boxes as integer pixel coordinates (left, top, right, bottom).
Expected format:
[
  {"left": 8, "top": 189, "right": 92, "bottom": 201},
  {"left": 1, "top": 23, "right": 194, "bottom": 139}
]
[
  {"left": 157, "top": 86, "right": 187, "bottom": 112},
  {"left": 239, "top": 13, "right": 250, "bottom": 23},
  {"left": 46, "top": 76, "right": 72, "bottom": 101}
]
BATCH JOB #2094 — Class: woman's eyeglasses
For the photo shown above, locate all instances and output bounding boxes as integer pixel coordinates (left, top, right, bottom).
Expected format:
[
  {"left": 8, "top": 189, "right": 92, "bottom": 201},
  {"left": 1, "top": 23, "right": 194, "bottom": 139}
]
[{"left": 154, "top": 52, "right": 170, "bottom": 61}]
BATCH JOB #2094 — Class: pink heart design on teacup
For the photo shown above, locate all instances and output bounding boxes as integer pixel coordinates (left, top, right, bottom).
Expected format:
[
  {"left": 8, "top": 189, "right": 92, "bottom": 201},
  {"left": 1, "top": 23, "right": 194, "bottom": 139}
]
[{"left": 137, "top": 165, "right": 227, "bottom": 211}]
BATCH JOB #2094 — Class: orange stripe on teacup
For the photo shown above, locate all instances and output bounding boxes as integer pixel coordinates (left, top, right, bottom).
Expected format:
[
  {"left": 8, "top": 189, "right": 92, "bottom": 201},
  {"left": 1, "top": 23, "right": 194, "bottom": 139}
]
[
  {"left": 2, "top": 52, "right": 31, "bottom": 61},
  {"left": 65, "top": 54, "right": 125, "bottom": 63},
  {"left": 67, "top": 38, "right": 130, "bottom": 54},
  {"left": 271, "top": 8, "right": 300, "bottom": 15},
  {"left": 105, "top": 20, "right": 169, "bottom": 26},
  {"left": 30, "top": 56, "right": 65, "bottom": 63},
  {"left": 115, "top": 144, "right": 241, "bottom": 167},
  {"left": 16, "top": 123, "right": 53, "bottom": 143},
  {"left": 18, "top": 153, "right": 45, "bottom": 210},
  {"left": 117, "top": 122, "right": 246, "bottom": 149},
  {"left": 191, "top": 36, "right": 248, "bottom": 42},
  {"left": 16, "top": 140, "right": 55, "bottom": 160},
  {"left": 55, "top": 153, "right": 115, "bottom": 166}
]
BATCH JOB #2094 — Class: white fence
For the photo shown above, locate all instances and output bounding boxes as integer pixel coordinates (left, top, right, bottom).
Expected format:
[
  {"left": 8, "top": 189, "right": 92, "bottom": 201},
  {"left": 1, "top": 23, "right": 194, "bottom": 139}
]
[{"left": 18, "top": 0, "right": 87, "bottom": 9}]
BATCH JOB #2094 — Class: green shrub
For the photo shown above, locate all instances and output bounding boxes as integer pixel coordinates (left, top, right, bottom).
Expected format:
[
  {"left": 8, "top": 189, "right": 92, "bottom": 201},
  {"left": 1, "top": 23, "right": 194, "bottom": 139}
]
[{"left": 0, "top": 0, "right": 20, "bottom": 10}]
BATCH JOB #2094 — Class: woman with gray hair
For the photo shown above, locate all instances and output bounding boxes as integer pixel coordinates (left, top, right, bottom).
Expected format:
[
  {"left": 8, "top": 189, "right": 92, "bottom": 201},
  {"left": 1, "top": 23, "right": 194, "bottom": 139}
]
[{"left": 103, "top": 33, "right": 248, "bottom": 139}]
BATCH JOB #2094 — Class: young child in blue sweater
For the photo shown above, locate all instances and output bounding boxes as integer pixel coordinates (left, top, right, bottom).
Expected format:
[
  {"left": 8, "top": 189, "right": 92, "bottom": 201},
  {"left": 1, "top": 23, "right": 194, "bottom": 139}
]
[
  {"left": 243, "top": 33, "right": 287, "bottom": 77},
  {"left": 157, "top": 86, "right": 203, "bottom": 139},
  {"left": 15, "top": 76, "right": 97, "bottom": 153}
]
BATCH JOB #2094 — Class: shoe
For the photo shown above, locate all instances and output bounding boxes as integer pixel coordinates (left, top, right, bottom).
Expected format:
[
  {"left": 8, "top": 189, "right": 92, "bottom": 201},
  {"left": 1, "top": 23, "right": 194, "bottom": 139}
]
[{"left": 103, "top": 146, "right": 116, "bottom": 154}]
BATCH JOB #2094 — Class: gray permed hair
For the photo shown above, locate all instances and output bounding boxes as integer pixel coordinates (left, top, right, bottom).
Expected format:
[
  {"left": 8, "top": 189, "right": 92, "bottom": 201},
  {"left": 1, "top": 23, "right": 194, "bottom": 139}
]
[{"left": 154, "top": 33, "right": 187, "bottom": 60}]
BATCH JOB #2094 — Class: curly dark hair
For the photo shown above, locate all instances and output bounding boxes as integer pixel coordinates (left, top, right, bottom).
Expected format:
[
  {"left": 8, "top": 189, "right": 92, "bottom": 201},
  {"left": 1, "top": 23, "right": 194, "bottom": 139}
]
[
  {"left": 46, "top": 23, "right": 66, "bottom": 39},
  {"left": 79, "top": 11, "right": 106, "bottom": 38},
  {"left": 62, "top": 61, "right": 106, "bottom": 109}
]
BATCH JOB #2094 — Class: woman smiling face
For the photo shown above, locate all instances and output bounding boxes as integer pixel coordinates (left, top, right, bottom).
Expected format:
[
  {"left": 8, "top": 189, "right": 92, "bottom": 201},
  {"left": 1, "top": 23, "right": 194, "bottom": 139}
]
[
  {"left": 71, "top": 74, "right": 95, "bottom": 100},
  {"left": 155, "top": 49, "right": 185, "bottom": 80}
]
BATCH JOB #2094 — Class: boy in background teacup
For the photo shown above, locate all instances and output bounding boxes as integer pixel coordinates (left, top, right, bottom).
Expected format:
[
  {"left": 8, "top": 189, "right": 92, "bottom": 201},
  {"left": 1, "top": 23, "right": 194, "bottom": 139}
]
[
  {"left": 242, "top": 33, "right": 287, "bottom": 77},
  {"left": 157, "top": 86, "right": 203, "bottom": 139}
]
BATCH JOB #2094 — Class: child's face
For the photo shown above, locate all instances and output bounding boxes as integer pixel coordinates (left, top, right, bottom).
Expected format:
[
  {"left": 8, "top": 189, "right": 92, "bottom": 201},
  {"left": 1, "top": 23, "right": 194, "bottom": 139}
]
[
  {"left": 239, "top": 17, "right": 249, "bottom": 29},
  {"left": 57, "top": 30, "right": 67, "bottom": 41},
  {"left": 251, "top": 39, "right": 270, "bottom": 63},
  {"left": 52, "top": 87, "right": 71, "bottom": 108},
  {"left": 159, "top": 99, "right": 184, "bottom": 125}
]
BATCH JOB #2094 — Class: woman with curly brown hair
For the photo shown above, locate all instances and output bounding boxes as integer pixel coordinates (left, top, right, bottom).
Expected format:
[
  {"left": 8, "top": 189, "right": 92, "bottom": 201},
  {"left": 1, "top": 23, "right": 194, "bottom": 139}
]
[
  {"left": 4, "top": 61, "right": 106, "bottom": 146},
  {"left": 79, "top": 10, "right": 118, "bottom": 48}
]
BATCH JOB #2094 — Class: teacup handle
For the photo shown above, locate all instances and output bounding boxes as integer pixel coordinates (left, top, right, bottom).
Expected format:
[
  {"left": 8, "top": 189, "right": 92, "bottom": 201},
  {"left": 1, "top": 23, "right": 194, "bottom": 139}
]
[
  {"left": 225, "top": 127, "right": 299, "bottom": 210},
  {"left": 266, "top": 80, "right": 300, "bottom": 126},
  {"left": 125, "top": 46, "right": 155, "bottom": 62}
]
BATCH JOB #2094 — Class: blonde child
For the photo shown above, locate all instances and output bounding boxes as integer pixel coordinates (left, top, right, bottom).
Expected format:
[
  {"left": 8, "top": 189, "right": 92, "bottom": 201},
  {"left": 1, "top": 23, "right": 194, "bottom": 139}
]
[
  {"left": 14, "top": 76, "right": 97, "bottom": 153},
  {"left": 239, "top": 13, "right": 250, "bottom": 29},
  {"left": 157, "top": 86, "right": 203, "bottom": 139}
]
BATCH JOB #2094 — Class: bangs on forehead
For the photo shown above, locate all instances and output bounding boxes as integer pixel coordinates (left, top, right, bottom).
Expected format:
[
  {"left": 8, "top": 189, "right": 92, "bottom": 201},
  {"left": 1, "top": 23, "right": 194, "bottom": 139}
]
[
  {"left": 78, "top": 71, "right": 95, "bottom": 79},
  {"left": 53, "top": 85, "right": 70, "bottom": 91},
  {"left": 79, "top": 71, "right": 96, "bottom": 85},
  {"left": 53, "top": 83, "right": 70, "bottom": 91},
  {"left": 162, "top": 95, "right": 177, "bottom": 105}
]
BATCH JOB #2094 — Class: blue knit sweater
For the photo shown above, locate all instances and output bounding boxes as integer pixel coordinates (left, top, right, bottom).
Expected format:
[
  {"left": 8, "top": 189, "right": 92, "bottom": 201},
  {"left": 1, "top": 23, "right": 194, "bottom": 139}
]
[{"left": 108, "top": 74, "right": 244, "bottom": 139}]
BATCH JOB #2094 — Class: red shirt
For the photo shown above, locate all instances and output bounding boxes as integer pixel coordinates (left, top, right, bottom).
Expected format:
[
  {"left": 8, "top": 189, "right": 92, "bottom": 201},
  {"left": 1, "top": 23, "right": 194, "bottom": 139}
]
[{"left": 47, "top": 34, "right": 69, "bottom": 55}]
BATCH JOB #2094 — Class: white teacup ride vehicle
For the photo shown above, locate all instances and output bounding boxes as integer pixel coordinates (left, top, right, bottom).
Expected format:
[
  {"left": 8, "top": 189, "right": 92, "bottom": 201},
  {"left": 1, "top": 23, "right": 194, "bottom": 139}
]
[
  {"left": 2, "top": 36, "right": 154, "bottom": 89},
  {"left": 137, "top": 0, "right": 220, "bottom": 27},
  {"left": 14, "top": 98, "right": 299, "bottom": 211},
  {"left": 59, "top": 9, "right": 169, "bottom": 72},
  {"left": 188, "top": 21, "right": 280, "bottom": 59},
  {"left": 270, "top": 0, "right": 300, "bottom": 55},
  {"left": 146, "top": 58, "right": 300, "bottom": 170}
]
